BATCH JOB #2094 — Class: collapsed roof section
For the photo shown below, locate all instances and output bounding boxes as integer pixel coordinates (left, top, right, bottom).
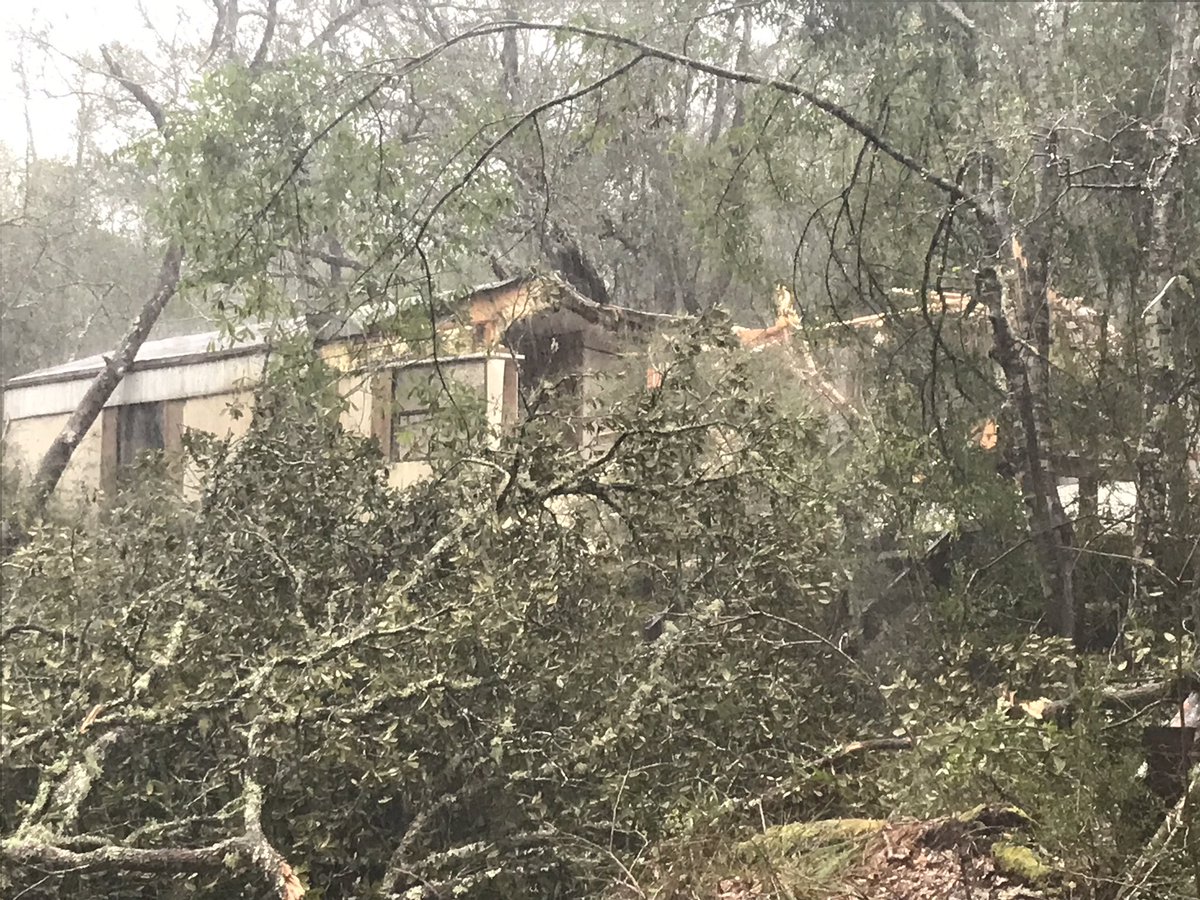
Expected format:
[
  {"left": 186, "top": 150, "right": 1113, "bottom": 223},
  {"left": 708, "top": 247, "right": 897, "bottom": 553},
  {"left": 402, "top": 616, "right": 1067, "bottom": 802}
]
[
  {"left": 3, "top": 274, "right": 674, "bottom": 392},
  {"left": 3, "top": 271, "right": 1108, "bottom": 405}
]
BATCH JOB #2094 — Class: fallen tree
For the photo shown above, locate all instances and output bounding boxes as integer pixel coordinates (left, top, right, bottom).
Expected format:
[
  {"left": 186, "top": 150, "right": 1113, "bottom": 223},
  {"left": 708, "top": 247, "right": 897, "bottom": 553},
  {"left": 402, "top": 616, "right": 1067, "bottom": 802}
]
[
  {"left": 1008, "top": 675, "right": 1200, "bottom": 724},
  {"left": 26, "top": 246, "right": 182, "bottom": 518}
]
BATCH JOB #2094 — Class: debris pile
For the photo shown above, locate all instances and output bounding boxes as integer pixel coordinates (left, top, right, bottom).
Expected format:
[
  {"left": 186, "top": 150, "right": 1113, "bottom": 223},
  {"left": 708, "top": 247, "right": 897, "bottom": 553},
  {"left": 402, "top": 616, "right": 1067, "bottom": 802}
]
[{"left": 718, "top": 807, "right": 1051, "bottom": 900}]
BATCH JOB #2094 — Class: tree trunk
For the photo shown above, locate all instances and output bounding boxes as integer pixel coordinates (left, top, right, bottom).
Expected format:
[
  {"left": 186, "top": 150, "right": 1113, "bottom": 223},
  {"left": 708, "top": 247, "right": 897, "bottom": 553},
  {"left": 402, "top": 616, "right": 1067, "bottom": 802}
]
[
  {"left": 1134, "top": 0, "right": 1198, "bottom": 590},
  {"left": 706, "top": 10, "right": 754, "bottom": 306},
  {"left": 501, "top": 7, "right": 520, "bottom": 106},
  {"left": 978, "top": 106, "right": 1078, "bottom": 643},
  {"left": 978, "top": 260, "right": 1077, "bottom": 643},
  {"left": 27, "top": 246, "right": 183, "bottom": 519}
]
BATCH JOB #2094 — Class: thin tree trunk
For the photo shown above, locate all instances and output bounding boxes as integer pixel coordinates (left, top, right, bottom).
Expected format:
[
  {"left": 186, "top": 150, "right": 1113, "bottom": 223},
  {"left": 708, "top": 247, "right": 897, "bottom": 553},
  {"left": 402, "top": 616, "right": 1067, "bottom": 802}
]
[
  {"left": 27, "top": 246, "right": 183, "bottom": 519},
  {"left": 501, "top": 7, "right": 520, "bottom": 106},
  {"left": 978, "top": 157, "right": 1077, "bottom": 640},
  {"left": 18, "top": 45, "right": 182, "bottom": 522},
  {"left": 707, "top": 10, "right": 754, "bottom": 305},
  {"left": 1134, "top": 0, "right": 1198, "bottom": 586},
  {"left": 970, "top": 10, "right": 1078, "bottom": 643},
  {"left": 977, "top": 259, "right": 1077, "bottom": 642}
]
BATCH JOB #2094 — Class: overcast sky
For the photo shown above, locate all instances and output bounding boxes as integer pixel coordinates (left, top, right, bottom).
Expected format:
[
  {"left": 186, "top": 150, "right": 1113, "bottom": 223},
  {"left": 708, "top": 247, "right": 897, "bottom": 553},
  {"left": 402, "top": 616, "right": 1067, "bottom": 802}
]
[{"left": 2, "top": 0, "right": 196, "bottom": 159}]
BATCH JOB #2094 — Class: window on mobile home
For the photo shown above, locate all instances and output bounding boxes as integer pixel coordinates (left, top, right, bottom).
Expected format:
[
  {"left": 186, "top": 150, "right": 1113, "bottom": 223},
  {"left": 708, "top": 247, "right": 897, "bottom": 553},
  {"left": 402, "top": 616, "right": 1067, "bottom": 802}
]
[
  {"left": 116, "top": 402, "right": 166, "bottom": 468},
  {"left": 389, "top": 361, "right": 488, "bottom": 462}
]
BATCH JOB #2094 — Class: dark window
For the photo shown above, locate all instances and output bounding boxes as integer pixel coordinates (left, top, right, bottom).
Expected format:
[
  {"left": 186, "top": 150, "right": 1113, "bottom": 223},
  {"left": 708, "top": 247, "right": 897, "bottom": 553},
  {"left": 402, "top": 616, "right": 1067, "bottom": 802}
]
[
  {"left": 116, "top": 402, "right": 165, "bottom": 469},
  {"left": 389, "top": 364, "right": 487, "bottom": 462},
  {"left": 391, "top": 369, "right": 437, "bottom": 462}
]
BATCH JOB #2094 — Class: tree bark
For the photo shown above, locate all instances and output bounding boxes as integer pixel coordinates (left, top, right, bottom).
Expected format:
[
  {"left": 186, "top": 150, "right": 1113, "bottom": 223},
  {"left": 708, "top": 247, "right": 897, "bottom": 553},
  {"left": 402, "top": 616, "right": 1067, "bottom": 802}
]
[
  {"left": 19, "top": 46, "right": 181, "bottom": 521},
  {"left": 27, "top": 246, "right": 183, "bottom": 518},
  {"left": 977, "top": 246, "right": 1077, "bottom": 642},
  {"left": 1134, "top": 0, "right": 1198, "bottom": 591}
]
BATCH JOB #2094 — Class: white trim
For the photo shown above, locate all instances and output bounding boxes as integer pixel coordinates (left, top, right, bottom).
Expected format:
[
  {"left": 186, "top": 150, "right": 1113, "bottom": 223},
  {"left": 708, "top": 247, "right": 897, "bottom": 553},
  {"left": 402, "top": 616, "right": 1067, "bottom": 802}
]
[
  {"left": 3, "top": 354, "right": 269, "bottom": 421},
  {"left": 377, "top": 352, "right": 523, "bottom": 372},
  {"left": 485, "top": 357, "right": 509, "bottom": 447},
  {"left": 3, "top": 350, "right": 525, "bottom": 423}
]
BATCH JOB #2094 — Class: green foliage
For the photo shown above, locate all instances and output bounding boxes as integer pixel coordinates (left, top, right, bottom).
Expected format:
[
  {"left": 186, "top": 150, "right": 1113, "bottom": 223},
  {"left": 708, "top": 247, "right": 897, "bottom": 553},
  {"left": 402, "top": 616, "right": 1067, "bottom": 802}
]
[
  {"left": 868, "top": 625, "right": 1184, "bottom": 896},
  {"left": 7, "top": 2, "right": 1200, "bottom": 897},
  {"left": 148, "top": 55, "right": 516, "bottom": 330},
  {"left": 2, "top": 331, "right": 871, "bottom": 898},
  {"left": 5, "top": 321, "right": 1198, "bottom": 898}
]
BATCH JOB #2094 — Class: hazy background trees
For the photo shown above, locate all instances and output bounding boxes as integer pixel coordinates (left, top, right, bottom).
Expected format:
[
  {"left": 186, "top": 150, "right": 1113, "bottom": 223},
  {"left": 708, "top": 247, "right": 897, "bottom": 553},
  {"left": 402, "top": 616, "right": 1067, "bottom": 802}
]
[
  {"left": 7, "top": 0, "right": 1196, "bottom": 629},
  {"left": 2, "top": 2, "right": 1199, "bottom": 897}
]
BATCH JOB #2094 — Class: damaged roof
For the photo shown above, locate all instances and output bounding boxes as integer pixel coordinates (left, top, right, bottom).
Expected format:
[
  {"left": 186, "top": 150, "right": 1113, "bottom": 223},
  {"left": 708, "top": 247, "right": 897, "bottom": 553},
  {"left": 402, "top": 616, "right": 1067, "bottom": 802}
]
[
  {"left": 2, "top": 274, "right": 679, "bottom": 392},
  {"left": 3, "top": 276, "right": 1108, "bottom": 392},
  {"left": 3, "top": 277, "right": 532, "bottom": 391}
]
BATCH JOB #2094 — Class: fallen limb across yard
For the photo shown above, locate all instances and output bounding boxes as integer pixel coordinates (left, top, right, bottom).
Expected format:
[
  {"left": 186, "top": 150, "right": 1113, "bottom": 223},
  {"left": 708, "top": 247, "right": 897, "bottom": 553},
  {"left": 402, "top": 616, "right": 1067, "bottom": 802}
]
[
  {"left": 2, "top": 832, "right": 304, "bottom": 899},
  {"left": 1009, "top": 675, "right": 1200, "bottom": 724}
]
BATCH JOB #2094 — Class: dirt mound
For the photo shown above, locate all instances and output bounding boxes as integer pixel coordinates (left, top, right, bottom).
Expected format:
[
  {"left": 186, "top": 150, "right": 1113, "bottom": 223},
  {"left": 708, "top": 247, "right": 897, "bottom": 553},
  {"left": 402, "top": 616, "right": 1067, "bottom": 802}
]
[
  {"left": 717, "top": 807, "right": 1050, "bottom": 900},
  {"left": 836, "top": 815, "right": 1047, "bottom": 900}
]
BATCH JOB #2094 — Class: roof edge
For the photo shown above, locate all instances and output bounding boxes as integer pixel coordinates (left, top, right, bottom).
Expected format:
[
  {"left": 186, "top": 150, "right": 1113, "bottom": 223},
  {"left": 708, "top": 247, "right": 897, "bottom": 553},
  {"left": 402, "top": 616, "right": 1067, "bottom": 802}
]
[{"left": 4, "top": 341, "right": 271, "bottom": 392}]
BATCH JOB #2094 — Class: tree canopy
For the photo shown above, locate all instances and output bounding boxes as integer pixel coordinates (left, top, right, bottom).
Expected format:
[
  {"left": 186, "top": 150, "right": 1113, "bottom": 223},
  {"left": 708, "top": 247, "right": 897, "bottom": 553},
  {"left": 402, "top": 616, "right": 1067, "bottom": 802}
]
[{"left": 2, "top": 2, "right": 1199, "bottom": 898}]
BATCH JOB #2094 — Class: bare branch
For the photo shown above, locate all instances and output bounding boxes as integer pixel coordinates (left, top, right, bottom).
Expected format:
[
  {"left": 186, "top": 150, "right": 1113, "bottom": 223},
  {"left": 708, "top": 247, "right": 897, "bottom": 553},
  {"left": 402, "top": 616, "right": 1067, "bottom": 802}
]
[
  {"left": 308, "top": 0, "right": 381, "bottom": 51},
  {"left": 98, "top": 46, "right": 165, "bottom": 131},
  {"left": 250, "top": 0, "right": 279, "bottom": 70}
]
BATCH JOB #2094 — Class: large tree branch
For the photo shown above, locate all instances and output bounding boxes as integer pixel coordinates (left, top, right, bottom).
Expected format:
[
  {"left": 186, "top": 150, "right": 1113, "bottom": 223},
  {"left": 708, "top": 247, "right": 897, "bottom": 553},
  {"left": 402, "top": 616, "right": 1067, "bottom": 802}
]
[
  {"left": 249, "top": 0, "right": 279, "bottom": 70},
  {"left": 6, "top": 727, "right": 303, "bottom": 898},
  {"left": 99, "top": 46, "right": 165, "bottom": 131},
  {"left": 0, "top": 838, "right": 239, "bottom": 875},
  {"left": 1009, "top": 674, "right": 1200, "bottom": 723},
  {"left": 27, "top": 245, "right": 183, "bottom": 519},
  {"left": 242, "top": 726, "right": 305, "bottom": 899},
  {"left": 2, "top": 828, "right": 303, "bottom": 898}
]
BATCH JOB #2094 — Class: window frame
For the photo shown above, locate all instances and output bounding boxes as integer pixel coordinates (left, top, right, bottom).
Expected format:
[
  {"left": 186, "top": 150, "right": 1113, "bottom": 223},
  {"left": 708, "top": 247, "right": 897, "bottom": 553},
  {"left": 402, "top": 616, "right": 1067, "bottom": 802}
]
[
  {"left": 115, "top": 401, "right": 167, "bottom": 470},
  {"left": 101, "top": 399, "right": 184, "bottom": 497},
  {"left": 380, "top": 355, "right": 519, "bottom": 465}
]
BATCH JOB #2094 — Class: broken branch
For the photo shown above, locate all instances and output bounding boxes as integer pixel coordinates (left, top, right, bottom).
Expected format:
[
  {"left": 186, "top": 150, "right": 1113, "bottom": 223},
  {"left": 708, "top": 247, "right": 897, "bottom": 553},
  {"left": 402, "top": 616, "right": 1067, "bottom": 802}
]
[{"left": 99, "top": 46, "right": 166, "bottom": 131}]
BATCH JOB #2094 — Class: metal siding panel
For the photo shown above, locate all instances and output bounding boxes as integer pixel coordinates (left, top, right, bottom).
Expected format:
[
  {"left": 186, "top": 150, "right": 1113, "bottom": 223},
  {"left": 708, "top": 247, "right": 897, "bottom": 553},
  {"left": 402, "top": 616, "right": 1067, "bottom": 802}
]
[{"left": 3, "top": 354, "right": 268, "bottom": 421}]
